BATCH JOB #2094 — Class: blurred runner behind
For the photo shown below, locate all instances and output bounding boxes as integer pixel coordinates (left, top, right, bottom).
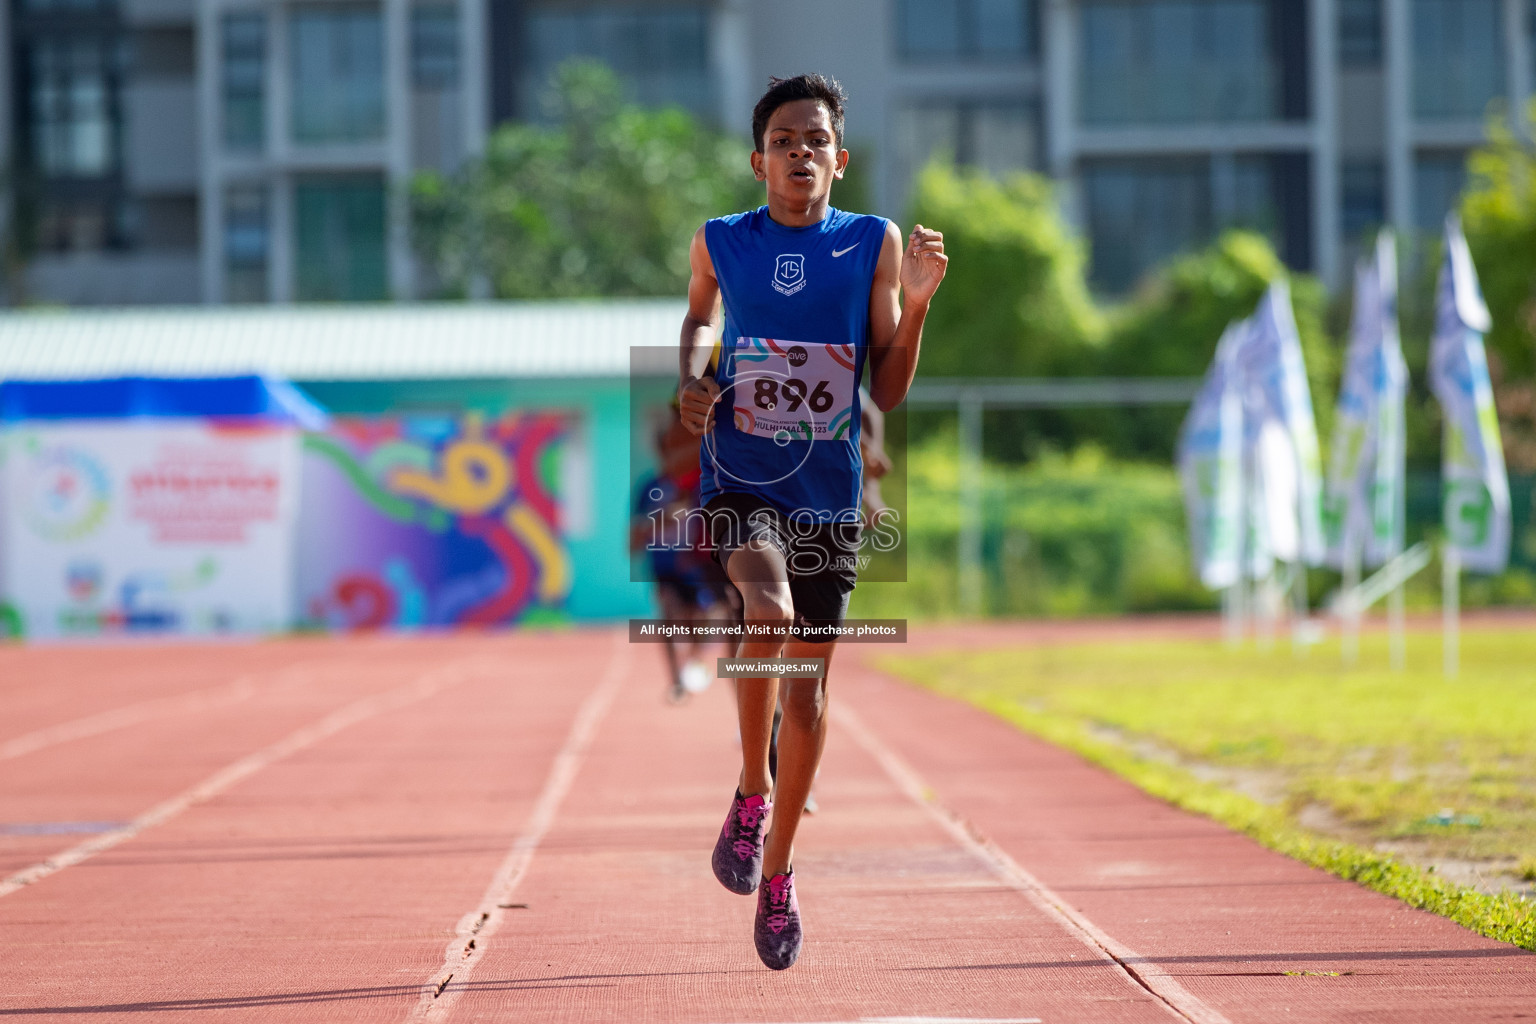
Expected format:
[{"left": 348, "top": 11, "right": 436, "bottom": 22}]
[{"left": 631, "top": 403, "right": 740, "bottom": 702}]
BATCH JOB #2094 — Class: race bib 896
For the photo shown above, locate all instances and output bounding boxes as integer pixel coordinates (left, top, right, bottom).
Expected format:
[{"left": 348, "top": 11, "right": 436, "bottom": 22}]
[{"left": 729, "top": 338, "right": 857, "bottom": 442}]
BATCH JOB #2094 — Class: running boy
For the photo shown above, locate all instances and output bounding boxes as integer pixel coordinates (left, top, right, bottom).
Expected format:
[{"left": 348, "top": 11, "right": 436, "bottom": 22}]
[{"left": 677, "top": 74, "right": 946, "bottom": 970}]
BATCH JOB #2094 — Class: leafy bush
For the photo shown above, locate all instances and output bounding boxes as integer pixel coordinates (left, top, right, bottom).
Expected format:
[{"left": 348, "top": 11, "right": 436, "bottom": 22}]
[
  {"left": 852, "top": 438, "right": 1536, "bottom": 620},
  {"left": 907, "top": 165, "right": 1104, "bottom": 379},
  {"left": 852, "top": 439, "right": 1212, "bottom": 619}
]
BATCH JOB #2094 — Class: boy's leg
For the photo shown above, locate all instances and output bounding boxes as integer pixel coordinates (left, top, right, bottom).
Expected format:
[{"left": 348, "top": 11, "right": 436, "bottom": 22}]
[
  {"left": 723, "top": 537, "right": 793, "bottom": 798},
  {"left": 710, "top": 535, "right": 792, "bottom": 897},
  {"left": 761, "top": 638, "right": 833, "bottom": 878}
]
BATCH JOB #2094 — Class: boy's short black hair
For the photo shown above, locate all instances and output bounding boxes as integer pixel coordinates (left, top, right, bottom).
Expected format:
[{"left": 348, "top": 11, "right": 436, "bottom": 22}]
[{"left": 751, "top": 74, "right": 846, "bottom": 153}]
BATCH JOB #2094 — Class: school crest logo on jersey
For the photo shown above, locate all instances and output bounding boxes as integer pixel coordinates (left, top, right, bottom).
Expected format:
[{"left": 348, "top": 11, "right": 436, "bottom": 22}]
[{"left": 772, "top": 253, "right": 807, "bottom": 296}]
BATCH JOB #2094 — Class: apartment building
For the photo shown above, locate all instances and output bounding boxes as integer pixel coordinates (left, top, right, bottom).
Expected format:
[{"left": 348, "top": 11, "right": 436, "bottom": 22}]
[
  {"left": 0, "top": 0, "right": 488, "bottom": 305},
  {"left": 1050, "top": 0, "right": 1536, "bottom": 290},
  {"left": 2, "top": 0, "right": 1533, "bottom": 305}
]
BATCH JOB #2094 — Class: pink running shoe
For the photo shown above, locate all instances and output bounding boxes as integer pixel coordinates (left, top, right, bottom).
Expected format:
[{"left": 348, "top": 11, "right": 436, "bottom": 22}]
[
  {"left": 754, "top": 869, "right": 802, "bottom": 970},
  {"left": 712, "top": 790, "right": 770, "bottom": 894}
]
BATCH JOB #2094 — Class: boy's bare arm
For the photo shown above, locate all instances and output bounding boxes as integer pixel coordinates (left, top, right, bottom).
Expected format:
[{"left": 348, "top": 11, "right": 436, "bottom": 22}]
[
  {"left": 679, "top": 225, "right": 722, "bottom": 436},
  {"left": 868, "top": 221, "right": 947, "bottom": 412}
]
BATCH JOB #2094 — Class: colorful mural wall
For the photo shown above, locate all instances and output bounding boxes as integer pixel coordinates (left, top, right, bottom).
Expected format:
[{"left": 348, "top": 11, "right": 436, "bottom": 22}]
[{"left": 296, "top": 411, "right": 576, "bottom": 631}]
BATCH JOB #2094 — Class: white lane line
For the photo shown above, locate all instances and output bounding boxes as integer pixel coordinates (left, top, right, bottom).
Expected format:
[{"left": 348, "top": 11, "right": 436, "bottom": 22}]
[
  {"left": 865, "top": 1018, "right": 1042, "bottom": 1023},
  {"left": 406, "top": 633, "right": 630, "bottom": 1022},
  {"left": 0, "top": 657, "right": 493, "bottom": 901},
  {"left": 837, "top": 703, "right": 1232, "bottom": 1024},
  {"left": 0, "top": 640, "right": 421, "bottom": 761},
  {"left": 709, "top": 1019, "right": 1042, "bottom": 1024},
  {"left": 1, "top": 675, "right": 264, "bottom": 761}
]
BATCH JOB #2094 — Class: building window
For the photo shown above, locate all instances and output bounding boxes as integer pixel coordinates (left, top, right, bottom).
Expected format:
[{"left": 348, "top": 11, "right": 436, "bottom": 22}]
[
  {"left": 412, "top": 4, "right": 459, "bottom": 89},
  {"left": 1412, "top": 0, "right": 1503, "bottom": 119},
  {"left": 34, "top": 199, "right": 128, "bottom": 252},
  {"left": 291, "top": 7, "right": 385, "bottom": 143},
  {"left": 1082, "top": 154, "right": 1279, "bottom": 292},
  {"left": 894, "top": 101, "right": 1039, "bottom": 203},
  {"left": 1079, "top": 0, "right": 1278, "bottom": 125},
  {"left": 138, "top": 195, "right": 198, "bottom": 250},
  {"left": 412, "top": 4, "right": 462, "bottom": 171},
  {"left": 897, "top": 0, "right": 1036, "bottom": 62},
  {"left": 133, "top": 27, "right": 196, "bottom": 77},
  {"left": 1339, "top": 0, "right": 1382, "bottom": 67},
  {"left": 521, "top": 7, "right": 710, "bottom": 120},
  {"left": 222, "top": 13, "right": 265, "bottom": 151},
  {"left": 225, "top": 187, "right": 269, "bottom": 303},
  {"left": 1341, "top": 159, "right": 1385, "bottom": 241},
  {"left": 294, "top": 175, "right": 388, "bottom": 301},
  {"left": 1414, "top": 152, "right": 1467, "bottom": 231},
  {"left": 28, "top": 35, "right": 119, "bottom": 177}
]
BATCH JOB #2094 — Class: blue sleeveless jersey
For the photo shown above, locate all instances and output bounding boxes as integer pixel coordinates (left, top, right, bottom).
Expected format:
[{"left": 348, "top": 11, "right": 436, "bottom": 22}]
[{"left": 699, "top": 206, "right": 888, "bottom": 522}]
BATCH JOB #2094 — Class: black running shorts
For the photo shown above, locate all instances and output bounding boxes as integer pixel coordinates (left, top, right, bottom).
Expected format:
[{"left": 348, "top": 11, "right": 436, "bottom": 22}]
[{"left": 704, "top": 492, "right": 860, "bottom": 643}]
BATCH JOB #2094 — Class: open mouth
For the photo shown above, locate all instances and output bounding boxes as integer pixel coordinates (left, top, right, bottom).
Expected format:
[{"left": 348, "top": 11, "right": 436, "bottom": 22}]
[{"left": 789, "top": 168, "right": 814, "bottom": 182}]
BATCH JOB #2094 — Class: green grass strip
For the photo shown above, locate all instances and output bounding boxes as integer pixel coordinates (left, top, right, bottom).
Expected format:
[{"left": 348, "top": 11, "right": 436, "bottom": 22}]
[{"left": 921, "top": 683, "right": 1536, "bottom": 951}]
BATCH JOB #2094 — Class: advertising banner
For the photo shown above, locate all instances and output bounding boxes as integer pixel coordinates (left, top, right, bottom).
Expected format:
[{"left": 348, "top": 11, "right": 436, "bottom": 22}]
[
  {"left": 1429, "top": 217, "right": 1510, "bottom": 574},
  {"left": 0, "top": 422, "right": 299, "bottom": 638},
  {"left": 295, "top": 411, "right": 577, "bottom": 631}
]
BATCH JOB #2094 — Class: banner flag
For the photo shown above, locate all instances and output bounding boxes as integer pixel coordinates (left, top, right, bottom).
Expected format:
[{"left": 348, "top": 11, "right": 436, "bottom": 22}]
[
  {"left": 1429, "top": 216, "right": 1510, "bottom": 574},
  {"left": 1236, "top": 279, "right": 1327, "bottom": 567},
  {"left": 1323, "top": 257, "right": 1378, "bottom": 565},
  {"left": 1251, "top": 417, "right": 1297, "bottom": 569},
  {"left": 1179, "top": 322, "right": 1247, "bottom": 589},
  {"left": 1324, "top": 231, "right": 1407, "bottom": 569}
]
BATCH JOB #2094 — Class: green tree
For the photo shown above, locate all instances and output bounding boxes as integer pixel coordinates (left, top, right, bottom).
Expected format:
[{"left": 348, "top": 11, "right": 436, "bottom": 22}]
[
  {"left": 1462, "top": 101, "right": 1536, "bottom": 379},
  {"left": 1460, "top": 100, "right": 1536, "bottom": 469},
  {"left": 411, "top": 61, "right": 759, "bottom": 299},
  {"left": 907, "top": 164, "right": 1103, "bottom": 378}
]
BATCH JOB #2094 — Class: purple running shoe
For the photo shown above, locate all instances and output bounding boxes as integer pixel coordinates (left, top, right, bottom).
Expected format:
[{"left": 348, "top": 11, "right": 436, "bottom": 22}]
[
  {"left": 754, "top": 870, "right": 802, "bottom": 970},
  {"left": 712, "top": 790, "right": 770, "bottom": 895}
]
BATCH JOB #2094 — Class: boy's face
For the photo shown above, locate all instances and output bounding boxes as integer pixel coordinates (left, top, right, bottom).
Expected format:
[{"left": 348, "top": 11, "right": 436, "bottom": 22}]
[{"left": 750, "top": 99, "right": 848, "bottom": 202}]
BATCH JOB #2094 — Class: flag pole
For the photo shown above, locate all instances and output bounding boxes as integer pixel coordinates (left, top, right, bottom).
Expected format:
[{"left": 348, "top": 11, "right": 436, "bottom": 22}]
[
  {"left": 957, "top": 391, "right": 983, "bottom": 617},
  {"left": 1442, "top": 541, "right": 1460, "bottom": 679},
  {"left": 1238, "top": 434, "right": 1253, "bottom": 648},
  {"left": 1342, "top": 529, "right": 1361, "bottom": 667},
  {"left": 1384, "top": 229, "right": 1407, "bottom": 672},
  {"left": 1389, "top": 577, "right": 1406, "bottom": 670},
  {"left": 1389, "top": 462, "right": 1408, "bottom": 670},
  {"left": 1257, "top": 574, "right": 1275, "bottom": 652},
  {"left": 1289, "top": 560, "right": 1310, "bottom": 653}
]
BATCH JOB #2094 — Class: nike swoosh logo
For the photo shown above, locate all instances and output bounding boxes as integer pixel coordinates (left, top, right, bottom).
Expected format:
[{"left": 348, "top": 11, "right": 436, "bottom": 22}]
[{"left": 831, "top": 244, "right": 859, "bottom": 258}]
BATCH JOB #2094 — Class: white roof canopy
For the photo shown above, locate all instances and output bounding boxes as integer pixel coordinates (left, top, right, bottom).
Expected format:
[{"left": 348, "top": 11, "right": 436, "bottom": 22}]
[{"left": 0, "top": 301, "right": 689, "bottom": 381}]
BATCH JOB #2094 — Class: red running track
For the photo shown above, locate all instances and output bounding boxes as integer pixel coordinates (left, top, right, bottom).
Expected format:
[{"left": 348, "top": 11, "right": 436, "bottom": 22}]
[{"left": 0, "top": 628, "right": 1531, "bottom": 1023}]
